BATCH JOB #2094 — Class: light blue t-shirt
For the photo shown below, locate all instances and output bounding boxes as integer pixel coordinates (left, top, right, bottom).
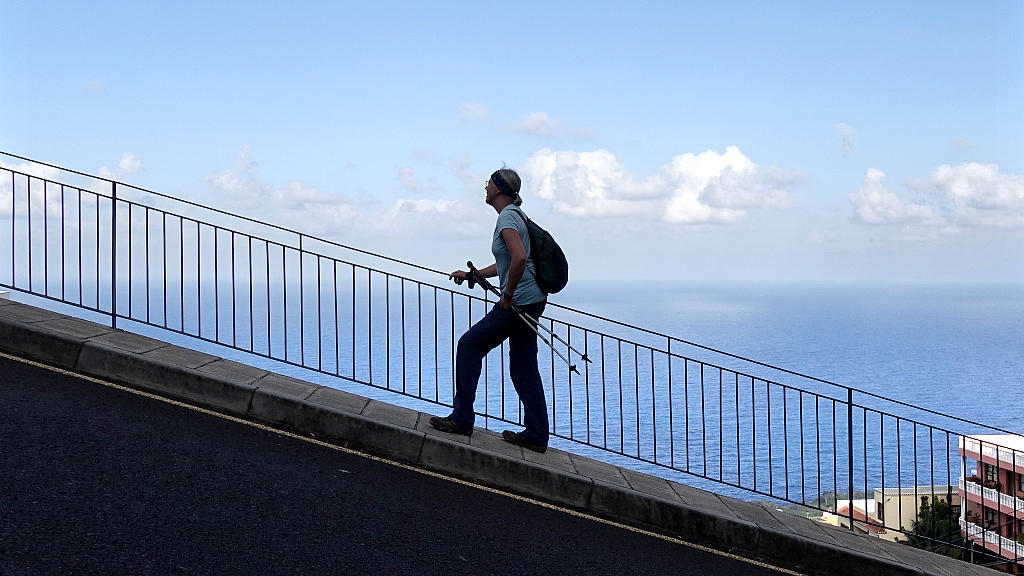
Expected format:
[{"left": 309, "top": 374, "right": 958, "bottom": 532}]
[{"left": 492, "top": 206, "right": 545, "bottom": 305}]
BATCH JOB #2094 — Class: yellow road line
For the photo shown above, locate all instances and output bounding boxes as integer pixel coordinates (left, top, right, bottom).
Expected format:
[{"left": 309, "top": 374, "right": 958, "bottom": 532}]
[{"left": 2, "top": 350, "right": 804, "bottom": 576}]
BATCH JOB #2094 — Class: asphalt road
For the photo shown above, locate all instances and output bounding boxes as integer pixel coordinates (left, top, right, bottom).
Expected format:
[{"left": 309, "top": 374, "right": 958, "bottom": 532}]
[{"left": 0, "top": 353, "right": 791, "bottom": 576}]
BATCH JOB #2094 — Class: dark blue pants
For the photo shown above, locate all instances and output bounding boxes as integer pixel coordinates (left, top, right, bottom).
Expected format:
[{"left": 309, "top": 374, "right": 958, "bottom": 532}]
[{"left": 449, "top": 300, "right": 548, "bottom": 446}]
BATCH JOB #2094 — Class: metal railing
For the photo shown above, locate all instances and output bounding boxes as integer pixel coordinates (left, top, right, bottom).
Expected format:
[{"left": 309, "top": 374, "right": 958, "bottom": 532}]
[{"left": 1, "top": 150, "right": 1020, "bottom": 568}]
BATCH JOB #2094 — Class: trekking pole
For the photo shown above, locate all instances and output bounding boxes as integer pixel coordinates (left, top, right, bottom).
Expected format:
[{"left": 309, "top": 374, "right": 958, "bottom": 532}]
[
  {"left": 465, "top": 261, "right": 591, "bottom": 364},
  {"left": 462, "top": 262, "right": 586, "bottom": 374}
]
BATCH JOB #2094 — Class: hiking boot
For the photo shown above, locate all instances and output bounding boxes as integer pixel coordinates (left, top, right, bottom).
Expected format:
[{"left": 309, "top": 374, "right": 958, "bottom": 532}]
[
  {"left": 428, "top": 416, "right": 473, "bottom": 437},
  {"left": 501, "top": 430, "right": 547, "bottom": 453}
]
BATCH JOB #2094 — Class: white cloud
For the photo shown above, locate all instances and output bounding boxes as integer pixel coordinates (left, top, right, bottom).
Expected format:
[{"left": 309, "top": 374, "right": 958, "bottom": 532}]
[
  {"left": 522, "top": 146, "right": 796, "bottom": 224},
  {"left": 0, "top": 160, "right": 63, "bottom": 217},
  {"left": 835, "top": 123, "right": 857, "bottom": 157},
  {"left": 509, "top": 112, "right": 596, "bottom": 140},
  {"left": 459, "top": 101, "right": 492, "bottom": 123},
  {"left": 80, "top": 81, "right": 107, "bottom": 93},
  {"left": 205, "top": 149, "right": 487, "bottom": 243},
  {"left": 849, "top": 163, "right": 1024, "bottom": 228},
  {"left": 512, "top": 112, "right": 557, "bottom": 137},
  {"left": 99, "top": 153, "right": 144, "bottom": 180},
  {"left": 930, "top": 162, "right": 1024, "bottom": 228},
  {"left": 952, "top": 138, "right": 976, "bottom": 151},
  {"left": 396, "top": 167, "right": 423, "bottom": 193},
  {"left": 849, "top": 169, "right": 939, "bottom": 225},
  {"left": 206, "top": 149, "right": 359, "bottom": 236}
]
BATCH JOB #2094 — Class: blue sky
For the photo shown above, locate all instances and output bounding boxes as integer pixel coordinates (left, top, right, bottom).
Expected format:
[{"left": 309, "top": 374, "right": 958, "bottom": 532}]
[{"left": 2, "top": 1, "right": 1022, "bottom": 284}]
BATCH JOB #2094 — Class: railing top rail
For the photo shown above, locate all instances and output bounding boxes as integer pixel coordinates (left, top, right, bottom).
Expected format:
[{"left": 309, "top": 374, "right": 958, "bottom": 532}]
[{"left": 2, "top": 148, "right": 1019, "bottom": 437}]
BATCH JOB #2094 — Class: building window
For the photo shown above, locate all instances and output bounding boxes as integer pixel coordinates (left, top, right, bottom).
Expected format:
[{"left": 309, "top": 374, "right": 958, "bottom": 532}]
[
  {"left": 986, "top": 464, "right": 998, "bottom": 483},
  {"left": 985, "top": 507, "right": 997, "bottom": 529},
  {"left": 1019, "top": 472, "right": 1024, "bottom": 494},
  {"left": 877, "top": 501, "right": 885, "bottom": 522}
]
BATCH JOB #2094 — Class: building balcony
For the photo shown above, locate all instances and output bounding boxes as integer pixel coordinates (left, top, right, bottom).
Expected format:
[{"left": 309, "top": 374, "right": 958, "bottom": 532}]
[
  {"left": 961, "top": 435, "right": 1024, "bottom": 471},
  {"left": 960, "top": 517, "right": 1024, "bottom": 561},
  {"left": 959, "top": 478, "right": 1024, "bottom": 514}
]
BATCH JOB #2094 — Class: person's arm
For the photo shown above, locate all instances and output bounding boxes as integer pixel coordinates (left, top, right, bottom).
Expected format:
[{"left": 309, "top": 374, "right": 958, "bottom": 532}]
[{"left": 500, "top": 227, "right": 527, "bottom": 309}]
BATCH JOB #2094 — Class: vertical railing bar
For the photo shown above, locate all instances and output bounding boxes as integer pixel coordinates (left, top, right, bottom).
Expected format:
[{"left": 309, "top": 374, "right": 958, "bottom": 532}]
[
  {"left": 832, "top": 400, "right": 837, "bottom": 516},
  {"left": 568, "top": 327, "right": 575, "bottom": 439},
  {"left": 719, "top": 368, "right": 724, "bottom": 481},
  {"left": 752, "top": 377, "right": 757, "bottom": 490},
  {"left": 768, "top": 381, "right": 773, "bottom": 496},
  {"left": 78, "top": 188, "right": 82, "bottom": 304},
  {"left": 197, "top": 222, "right": 203, "bottom": 340},
  {"left": 784, "top": 385, "right": 789, "bottom": 500},
  {"left": 128, "top": 204, "right": 134, "bottom": 319},
  {"left": 110, "top": 183, "right": 117, "bottom": 326},
  {"left": 299, "top": 238, "right": 305, "bottom": 366},
  {"left": 213, "top": 225, "right": 219, "bottom": 343},
  {"left": 913, "top": 421, "right": 919, "bottom": 536},
  {"left": 736, "top": 372, "right": 741, "bottom": 485},
  {"left": 685, "top": 360, "right": 690, "bottom": 471},
  {"left": 617, "top": 338, "right": 623, "bottom": 455},
  {"left": 500, "top": 336, "right": 505, "bottom": 421},
  {"left": 283, "top": 244, "right": 288, "bottom": 363},
  {"left": 847, "top": 388, "right": 854, "bottom": 530},
  {"left": 800, "top": 392, "right": 805, "bottom": 503},
  {"left": 944, "top": 430, "right": 952, "bottom": 542},
  {"left": 96, "top": 192, "right": 101, "bottom": 310},
  {"left": 179, "top": 217, "right": 185, "bottom": 332},
  {"left": 401, "top": 278, "right": 406, "bottom": 394},
  {"left": 816, "top": 394, "right": 821, "bottom": 512},
  {"left": 333, "top": 261, "right": 340, "bottom": 375},
  {"left": 600, "top": 335, "right": 607, "bottom": 449},
  {"left": 897, "top": 418, "right": 903, "bottom": 534},
  {"left": 880, "top": 413, "right": 886, "bottom": 529},
  {"left": 651, "top": 348, "right": 655, "bottom": 464},
  {"left": 417, "top": 281, "right": 422, "bottom": 397},
  {"left": 433, "top": 286, "right": 438, "bottom": 402},
  {"left": 634, "top": 343, "right": 639, "bottom": 457},
  {"left": 367, "top": 270, "right": 374, "bottom": 385},
  {"left": 264, "top": 239, "right": 270, "bottom": 356},
  {"left": 60, "top": 184, "right": 65, "bottom": 301},
  {"left": 584, "top": 330, "right": 591, "bottom": 445},
  {"left": 44, "top": 181, "right": 48, "bottom": 296},
  {"left": 863, "top": 407, "right": 868, "bottom": 528},
  {"left": 316, "top": 256, "right": 323, "bottom": 372},
  {"left": 28, "top": 177, "right": 33, "bottom": 294},
  {"left": 701, "top": 363, "right": 707, "bottom": 474},
  {"left": 145, "top": 207, "right": 151, "bottom": 324},
  {"left": 10, "top": 171, "right": 14, "bottom": 288},
  {"left": 352, "top": 265, "right": 356, "bottom": 380},
  {"left": 248, "top": 236, "right": 254, "bottom": 351},
  {"left": 553, "top": 319, "right": 558, "bottom": 438},
  {"left": 163, "top": 212, "right": 168, "bottom": 328},
  {"left": 929, "top": 427, "right": 935, "bottom": 538},
  {"left": 386, "top": 275, "right": 390, "bottom": 389},
  {"left": 667, "top": 338, "right": 673, "bottom": 468},
  {"left": 454, "top": 291, "right": 458, "bottom": 399},
  {"left": 230, "top": 230, "right": 235, "bottom": 346}
]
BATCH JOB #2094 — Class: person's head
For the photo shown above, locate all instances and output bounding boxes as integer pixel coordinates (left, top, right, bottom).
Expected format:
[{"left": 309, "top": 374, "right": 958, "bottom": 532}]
[{"left": 486, "top": 168, "right": 522, "bottom": 207}]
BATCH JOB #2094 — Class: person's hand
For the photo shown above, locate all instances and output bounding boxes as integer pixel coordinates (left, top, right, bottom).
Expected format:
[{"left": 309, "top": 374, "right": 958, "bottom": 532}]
[
  {"left": 449, "top": 270, "right": 469, "bottom": 285},
  {"left": 499, "top": 292, "right": 514, "bottom": 311}
]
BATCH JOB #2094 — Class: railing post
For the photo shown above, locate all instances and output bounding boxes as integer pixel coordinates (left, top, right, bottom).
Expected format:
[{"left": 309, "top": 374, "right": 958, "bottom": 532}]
[
  {"left": 110, "top": 182, "right": 117, "bottom": 329},
  {"left": 848, "top": 387, "right": 855, "bottom": 530}
]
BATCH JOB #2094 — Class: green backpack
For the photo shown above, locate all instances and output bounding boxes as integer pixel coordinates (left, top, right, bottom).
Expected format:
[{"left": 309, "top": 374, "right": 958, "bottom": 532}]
[{"left": 509, "top": 207, "right": 569, "bottom": 294}]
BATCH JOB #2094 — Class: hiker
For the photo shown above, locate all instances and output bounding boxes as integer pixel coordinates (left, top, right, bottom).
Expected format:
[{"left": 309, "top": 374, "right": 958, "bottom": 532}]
[{"left": 429, "top": 168, "right": 549, "bottom": 453}]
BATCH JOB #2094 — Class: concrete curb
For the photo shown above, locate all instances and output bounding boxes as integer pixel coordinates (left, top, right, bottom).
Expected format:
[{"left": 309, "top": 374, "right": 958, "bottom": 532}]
[{"left": 0, "top": 299, "right": 995, "bottom": 576}]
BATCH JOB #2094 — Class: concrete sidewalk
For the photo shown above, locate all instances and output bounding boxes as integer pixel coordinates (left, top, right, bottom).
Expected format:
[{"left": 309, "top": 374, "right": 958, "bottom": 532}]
[{"left": 0, "top": 296, "right": 994, "bottom": 576}]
